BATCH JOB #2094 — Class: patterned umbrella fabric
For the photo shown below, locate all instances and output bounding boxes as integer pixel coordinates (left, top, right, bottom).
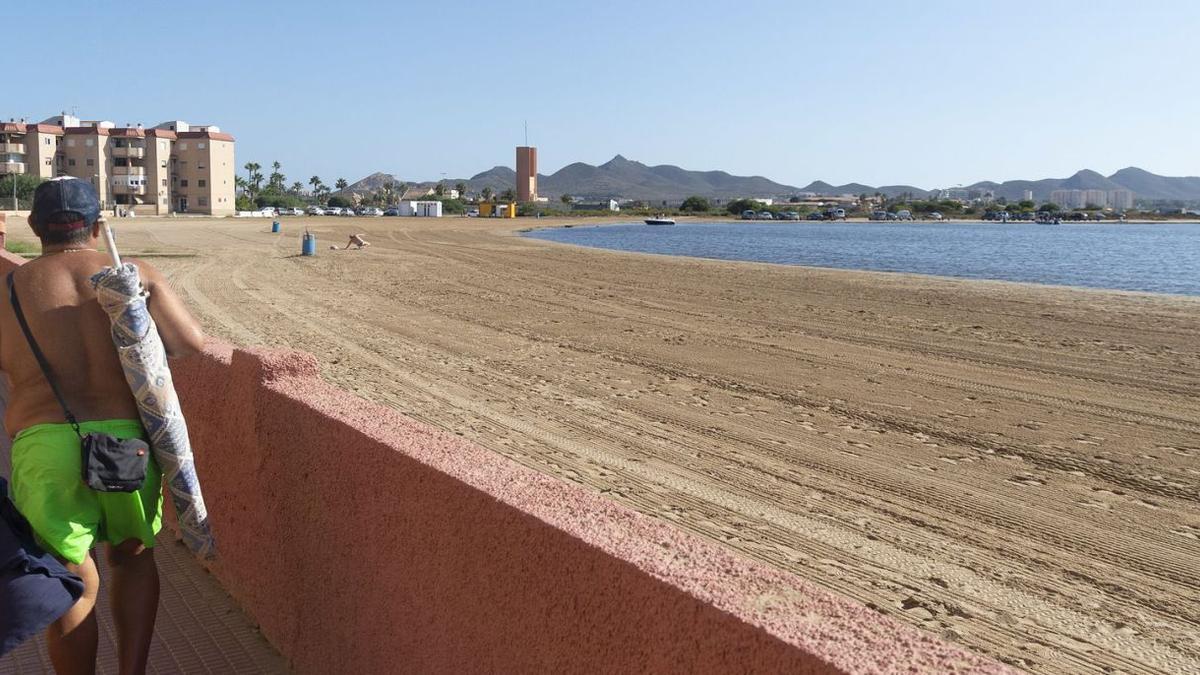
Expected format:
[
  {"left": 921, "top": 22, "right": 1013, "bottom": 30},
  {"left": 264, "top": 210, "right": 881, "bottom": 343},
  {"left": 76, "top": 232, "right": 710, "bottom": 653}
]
[{"left": 90, "top": 227, "right": 215, "bottom": 559}]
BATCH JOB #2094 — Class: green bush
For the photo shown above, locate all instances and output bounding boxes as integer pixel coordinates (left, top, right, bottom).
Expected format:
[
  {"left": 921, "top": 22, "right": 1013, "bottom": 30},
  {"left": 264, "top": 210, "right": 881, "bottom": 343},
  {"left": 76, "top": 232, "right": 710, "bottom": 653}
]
[
  {"left": 680, "top": 196, "right": 711, "bottom": 213},
  {"left": 327, "top": 195, "right": 352, "bottom": 208}
]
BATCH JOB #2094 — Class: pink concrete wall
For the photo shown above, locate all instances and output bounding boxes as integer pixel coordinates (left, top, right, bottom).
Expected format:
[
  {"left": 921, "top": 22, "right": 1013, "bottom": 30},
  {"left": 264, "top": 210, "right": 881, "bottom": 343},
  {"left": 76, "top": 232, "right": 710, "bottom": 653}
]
[{"left": 171, "top": 343, "right": 1012, "bottom": 675}]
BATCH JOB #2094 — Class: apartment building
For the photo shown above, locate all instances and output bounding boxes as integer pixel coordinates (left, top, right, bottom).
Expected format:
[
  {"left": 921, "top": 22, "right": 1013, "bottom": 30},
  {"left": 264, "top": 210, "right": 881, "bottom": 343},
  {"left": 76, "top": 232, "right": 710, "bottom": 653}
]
[
  {"left": 1048, "top": 188, "right": 1136, "bottom": 210},
  {"left": 1, "top": 114, "right": 235, "bottom": 215}
]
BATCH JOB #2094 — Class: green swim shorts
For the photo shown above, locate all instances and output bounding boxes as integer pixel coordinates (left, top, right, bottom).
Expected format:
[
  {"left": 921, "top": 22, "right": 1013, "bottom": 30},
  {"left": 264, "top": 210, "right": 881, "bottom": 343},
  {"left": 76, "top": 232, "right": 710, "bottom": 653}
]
[{"left": 8, "top": 419, "right": 162, "bottom": 565}]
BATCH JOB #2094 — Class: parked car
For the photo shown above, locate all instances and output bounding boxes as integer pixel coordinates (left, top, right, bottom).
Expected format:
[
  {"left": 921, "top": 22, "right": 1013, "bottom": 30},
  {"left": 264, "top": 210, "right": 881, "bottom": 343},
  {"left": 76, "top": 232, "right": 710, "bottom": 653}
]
[
  {"left": 825, "top": 208, "right": 846, "bottom": 220},
  {"left": 466, "top": 208, "right": 480, "bottom": 217},
  {"left": 340, "top": 207, "right": 357, "bottom": 216},
  {"left": 758, "top": 211, "right": 774, "bottom": 220},
  {"left": 896, "top": 209, "right": 914, "bottom": 221},
  {"left": 870, "top": 210, "right": 889, "bottom": 221},
  {"left": 383, "top": 207, "right": 401, "bottom": 216},
  {"left": 741, "top": 209, "right": 757, "bottom": 220},
  {"left": 780, "top": 211, "right": 800, "bottom": 221},
  {"left": 306, "top": 206, "right": 326, "bottom": 216},
  {"left": 928, "top": 211, "right": 944, "bottom": 221},
  {"left": 806, "top": 211, "right": 825, "bottom": 221},
  {"left": 360, "top": 207, "right": 383, "bottom": 216},
  {"left": 277, "top": 207, "right": 304, "bottom": 216}
]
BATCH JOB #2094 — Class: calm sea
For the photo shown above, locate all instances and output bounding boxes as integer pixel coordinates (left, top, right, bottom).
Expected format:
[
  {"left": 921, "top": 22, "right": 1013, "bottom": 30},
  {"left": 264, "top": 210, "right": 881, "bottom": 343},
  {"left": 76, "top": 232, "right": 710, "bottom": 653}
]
[{"left": 525, "top": 220, "right": 1200, "bottom": 296}]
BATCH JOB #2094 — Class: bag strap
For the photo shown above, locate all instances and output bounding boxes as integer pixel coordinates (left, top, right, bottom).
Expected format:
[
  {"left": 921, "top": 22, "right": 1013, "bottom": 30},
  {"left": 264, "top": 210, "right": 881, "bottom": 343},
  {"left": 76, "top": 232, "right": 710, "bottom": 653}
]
[{"left": 7, "top": 272, "right": 83, "bottom": 438}]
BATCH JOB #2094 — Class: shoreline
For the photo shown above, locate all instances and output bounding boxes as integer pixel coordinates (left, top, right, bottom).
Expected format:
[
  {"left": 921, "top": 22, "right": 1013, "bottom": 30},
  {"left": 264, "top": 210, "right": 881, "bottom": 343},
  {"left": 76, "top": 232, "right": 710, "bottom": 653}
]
[{"left": 511, "top": 217, "right": 1200, "bottom": 301}]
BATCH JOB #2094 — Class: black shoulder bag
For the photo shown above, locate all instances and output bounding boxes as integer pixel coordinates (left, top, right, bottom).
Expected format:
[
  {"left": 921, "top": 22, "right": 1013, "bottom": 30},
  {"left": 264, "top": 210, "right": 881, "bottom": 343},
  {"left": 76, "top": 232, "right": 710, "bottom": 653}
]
[{"left": 7, "top": 272, "right": 149, "bottom": 492}]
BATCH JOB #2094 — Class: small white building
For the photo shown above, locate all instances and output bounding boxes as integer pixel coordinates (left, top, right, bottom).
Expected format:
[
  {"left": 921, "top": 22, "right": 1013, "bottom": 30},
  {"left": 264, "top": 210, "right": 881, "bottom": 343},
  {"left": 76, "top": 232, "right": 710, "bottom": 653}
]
[{"left": 399, "top": 200, "right": 443, "bottom": 217}]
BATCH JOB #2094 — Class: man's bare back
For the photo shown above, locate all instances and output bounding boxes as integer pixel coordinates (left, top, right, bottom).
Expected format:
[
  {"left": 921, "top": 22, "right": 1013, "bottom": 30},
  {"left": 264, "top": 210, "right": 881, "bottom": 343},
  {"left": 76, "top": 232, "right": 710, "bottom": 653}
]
[{"left": 1, "top": 251, "right": 204, "bottom": 436}]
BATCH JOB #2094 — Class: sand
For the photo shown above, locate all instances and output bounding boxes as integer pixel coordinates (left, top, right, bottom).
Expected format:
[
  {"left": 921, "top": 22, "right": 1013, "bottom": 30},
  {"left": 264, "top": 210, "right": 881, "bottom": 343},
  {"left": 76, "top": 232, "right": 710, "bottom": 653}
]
[{"left": 15, "top": 215, "right": 1196, "bottom": 674}]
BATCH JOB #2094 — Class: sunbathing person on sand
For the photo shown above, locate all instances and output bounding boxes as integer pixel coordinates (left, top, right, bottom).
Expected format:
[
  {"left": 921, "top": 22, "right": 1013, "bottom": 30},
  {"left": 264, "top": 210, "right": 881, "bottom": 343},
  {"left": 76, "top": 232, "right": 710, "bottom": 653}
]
[{"left": 344, "top": 233, "right": 370, "bottom": 250}]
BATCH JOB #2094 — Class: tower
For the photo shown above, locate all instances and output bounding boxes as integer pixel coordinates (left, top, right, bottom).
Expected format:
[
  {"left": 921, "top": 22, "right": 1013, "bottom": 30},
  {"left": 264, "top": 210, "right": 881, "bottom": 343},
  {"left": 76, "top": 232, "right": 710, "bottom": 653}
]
[{"left": 516, "top": 146, "right": 537, "bottom": 202}]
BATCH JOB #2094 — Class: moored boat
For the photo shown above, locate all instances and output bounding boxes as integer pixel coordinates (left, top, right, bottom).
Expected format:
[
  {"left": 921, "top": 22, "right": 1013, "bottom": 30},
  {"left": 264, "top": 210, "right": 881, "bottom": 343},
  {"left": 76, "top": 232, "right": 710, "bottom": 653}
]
[{"left": 645, "top": 215, "right": 676, "bottom": 225}]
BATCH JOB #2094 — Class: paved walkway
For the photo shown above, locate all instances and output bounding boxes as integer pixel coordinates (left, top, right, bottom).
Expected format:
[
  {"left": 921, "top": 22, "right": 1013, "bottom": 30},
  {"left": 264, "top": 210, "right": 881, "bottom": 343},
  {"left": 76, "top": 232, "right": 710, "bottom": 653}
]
[{"left": 1, "top": 415, "right": 290, "bottom": 673}]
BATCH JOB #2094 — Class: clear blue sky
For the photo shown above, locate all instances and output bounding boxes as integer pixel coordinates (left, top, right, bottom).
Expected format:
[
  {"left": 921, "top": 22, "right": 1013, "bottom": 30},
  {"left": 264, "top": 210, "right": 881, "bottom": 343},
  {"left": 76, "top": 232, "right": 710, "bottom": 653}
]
[{"left": 11, "top": 0, "right": 1200, "bottom": 189}]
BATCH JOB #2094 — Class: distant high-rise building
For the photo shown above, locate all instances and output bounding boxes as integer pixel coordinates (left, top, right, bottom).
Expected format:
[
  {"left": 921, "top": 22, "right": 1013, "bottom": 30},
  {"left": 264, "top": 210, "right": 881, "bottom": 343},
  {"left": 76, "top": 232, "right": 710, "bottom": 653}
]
[
  {"left": 1107, "top": 189, "right": 1134, "bottom": 210},
  {"left": 516, "top": 146, "right": 537, "bottom": 202},
  {"left": 1022, "top": 189, "right": 1034, "bottom": 202}
]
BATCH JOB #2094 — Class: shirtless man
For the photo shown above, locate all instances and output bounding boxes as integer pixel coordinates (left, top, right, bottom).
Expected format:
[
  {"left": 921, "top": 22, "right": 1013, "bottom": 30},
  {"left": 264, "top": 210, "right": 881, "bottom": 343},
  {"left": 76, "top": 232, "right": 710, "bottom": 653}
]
[
  {"left": 343, "top": 233, "right": 370, "bottom": 250},
  {"left": 0, "top": 177, "right": 204, "bottom": 675}
]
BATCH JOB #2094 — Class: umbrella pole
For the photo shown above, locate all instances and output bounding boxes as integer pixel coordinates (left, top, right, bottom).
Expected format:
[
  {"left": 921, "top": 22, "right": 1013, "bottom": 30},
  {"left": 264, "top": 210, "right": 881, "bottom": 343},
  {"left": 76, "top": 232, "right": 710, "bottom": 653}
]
[{"left": 100, "top": 218, "right": 123, "bottom": 268}]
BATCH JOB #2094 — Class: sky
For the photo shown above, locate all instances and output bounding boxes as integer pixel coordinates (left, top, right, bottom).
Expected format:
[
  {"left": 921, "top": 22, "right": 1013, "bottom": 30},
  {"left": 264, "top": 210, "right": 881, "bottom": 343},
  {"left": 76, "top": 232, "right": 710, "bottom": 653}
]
[{"left": 11, "top": 0, "right": 1200, "bottom": 190}]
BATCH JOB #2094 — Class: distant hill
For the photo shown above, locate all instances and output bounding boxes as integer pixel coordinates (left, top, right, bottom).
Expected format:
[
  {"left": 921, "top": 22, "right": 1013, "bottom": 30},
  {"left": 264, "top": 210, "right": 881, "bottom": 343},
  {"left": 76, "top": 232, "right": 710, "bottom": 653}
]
[{"left": 343, "top": 161, "right": 1200, "bottom": 204}]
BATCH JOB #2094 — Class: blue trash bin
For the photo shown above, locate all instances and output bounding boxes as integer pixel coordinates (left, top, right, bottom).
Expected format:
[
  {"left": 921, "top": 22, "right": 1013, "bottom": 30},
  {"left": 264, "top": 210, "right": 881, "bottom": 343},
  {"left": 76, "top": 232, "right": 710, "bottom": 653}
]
[
  {"left": 302, "top": 233, "right": 316, "bottom": 256},
  {"left": 271, "top": 220, "right": 281, "bottom": 233}
]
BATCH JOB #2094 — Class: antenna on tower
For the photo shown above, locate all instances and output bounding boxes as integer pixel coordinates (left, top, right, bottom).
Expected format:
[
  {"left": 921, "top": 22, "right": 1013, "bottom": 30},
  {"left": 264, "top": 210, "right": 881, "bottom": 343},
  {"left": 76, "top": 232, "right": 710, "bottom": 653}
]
[{"left": 524, "top": 120, "right": 528, "bottom": 147}]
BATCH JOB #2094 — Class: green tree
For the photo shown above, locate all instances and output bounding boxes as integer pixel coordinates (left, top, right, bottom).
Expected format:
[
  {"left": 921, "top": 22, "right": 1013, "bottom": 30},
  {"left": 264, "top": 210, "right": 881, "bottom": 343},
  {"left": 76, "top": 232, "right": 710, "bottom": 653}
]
[
  {"left": 1038, "top": 202, "right": 1061, "bottom": 213},
  {"left": 335, "top": 178, "right": 348, "bottom": 192},
  {"left": 309, "top": 175, "right": 322, "bottom": 196},
  {"left": 0, "top": 174, "right": 45, "bottom": 209},
  {"left": 266, "top": 161, "right": 285, "bottom": 194},
  {"left": 680, "top": 196, "right": 711, "bottom": 213},
  {"left": 455, "top": 182, "right": 467, "bottom": 197},
  {"left": 725, "top": 198, "right": 766, "bottom": 215},
  {"left": 434, "top": 182, "right": 445, "bottom": 196},
  {"left": 290, "top": 181, "right": 304, "bottom": 195},
  {"left": 328, "top": 195, "right": 352, "bottom": 208},
  {"left": 244, "top": 162, "right": 263, "bottom": 198},
  {"left": 560, "top": 193, "right": 572, "bottom": 204},
  {"left": 499, "top": 188, "right": 516, "bottom": 202},
  {"left": 481, "top": 186, "right": 494, "bottom": 201}
]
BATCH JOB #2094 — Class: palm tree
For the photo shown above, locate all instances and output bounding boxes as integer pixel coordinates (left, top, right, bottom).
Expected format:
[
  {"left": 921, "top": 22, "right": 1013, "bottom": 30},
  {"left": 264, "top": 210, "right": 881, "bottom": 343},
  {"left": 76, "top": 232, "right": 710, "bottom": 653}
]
[
  {"left": 244, "top": 162, "right": 262, "bottom": 198},
  {"left": 290, "top": 181, "right": 304, "bottom": 195},
  {"left": 499, "top": 188, "right": 516, "bottom": 202},
  {"left": 335, "top": 178, "right": 349, "bottom": 192},
  {"left": 455, "top": 182, "right": 467, "bottom": 198},
  {"left": 234, "top": 175, "right": 247, "bottom": 194},
  {"left": 309, "top": 175, "right": 321, "bottom": 196},
  {"left": 481, "top": 186, "right": 494, "bottom": 202}
]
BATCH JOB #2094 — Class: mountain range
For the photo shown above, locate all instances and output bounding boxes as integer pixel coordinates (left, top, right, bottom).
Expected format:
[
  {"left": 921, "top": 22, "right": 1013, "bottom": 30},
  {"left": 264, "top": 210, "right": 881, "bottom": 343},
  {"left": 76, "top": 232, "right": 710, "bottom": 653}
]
[{"left": 342, "top": 158, "right": 1200, "bottom": 203}]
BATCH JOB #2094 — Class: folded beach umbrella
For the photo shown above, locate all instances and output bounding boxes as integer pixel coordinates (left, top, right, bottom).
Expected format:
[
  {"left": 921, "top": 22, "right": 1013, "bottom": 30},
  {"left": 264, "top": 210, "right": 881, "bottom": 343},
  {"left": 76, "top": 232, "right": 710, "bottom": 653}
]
[{"left": 90, "top": 223, "right": 215, "bottom": 559}]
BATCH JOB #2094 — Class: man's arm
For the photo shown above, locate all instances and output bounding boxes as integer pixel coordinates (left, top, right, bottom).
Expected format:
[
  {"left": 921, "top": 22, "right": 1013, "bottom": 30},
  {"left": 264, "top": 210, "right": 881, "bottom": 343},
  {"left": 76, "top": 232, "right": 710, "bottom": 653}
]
[{"left": 130, "top": 259, "right": 206, "bottom": 358}]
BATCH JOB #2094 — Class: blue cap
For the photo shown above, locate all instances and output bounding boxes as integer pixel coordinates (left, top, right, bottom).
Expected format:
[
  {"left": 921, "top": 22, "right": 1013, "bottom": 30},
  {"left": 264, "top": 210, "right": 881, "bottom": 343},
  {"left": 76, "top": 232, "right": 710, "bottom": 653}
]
[{"left": 30, "top": 177, "right": 101, "bottom": 229}]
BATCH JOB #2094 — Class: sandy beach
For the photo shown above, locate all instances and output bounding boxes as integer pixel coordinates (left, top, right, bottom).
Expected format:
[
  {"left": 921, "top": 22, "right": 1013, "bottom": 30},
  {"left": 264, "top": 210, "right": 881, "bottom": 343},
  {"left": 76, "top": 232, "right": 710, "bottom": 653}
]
[{"left": 12, "top": 215, "right": 1197, "bottom": 674}]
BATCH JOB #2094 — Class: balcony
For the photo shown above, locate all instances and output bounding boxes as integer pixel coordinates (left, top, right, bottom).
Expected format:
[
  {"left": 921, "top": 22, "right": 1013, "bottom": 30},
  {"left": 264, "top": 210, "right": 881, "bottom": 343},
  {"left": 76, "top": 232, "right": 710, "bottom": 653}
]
[
  {"left": 112, "top": 145, "right": 145, "bottom": 159},
  {"left": 113, "top": 165, "right": 146, "bottom": 176},
  {"left": 0, "top": 161, "right": 25, "bottom": 174},
  {"left": 111, "top": 183, "right": 146, "bottom": 195},
  {"left": 0, "top": 142, "right": 24, "bottom": 154}
]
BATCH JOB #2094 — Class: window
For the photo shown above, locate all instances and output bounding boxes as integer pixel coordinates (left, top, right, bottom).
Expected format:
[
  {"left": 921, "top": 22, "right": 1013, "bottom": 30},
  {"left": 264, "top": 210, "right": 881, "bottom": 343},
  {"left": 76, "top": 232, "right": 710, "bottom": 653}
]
[
  {"left": 197, "top": 142, "right": 206, "bottom": 149},
  {"left": 179, "top": 142, "right": 188, "bottom": 150},
  {"left": 66, "top": 138, "right": 75, "bottom": 147},
  {"left": 198, "top": 164, "right": 205, "bottom": 170},
  {"left": 68, "top": 158, "right": 76, "bottom": 166},
  {"left": 85, "top": 138, "right": 94, "bottom": 147},
  {"left": 180, "top": 179, "right": 188, "bottom": 187},
  {"left": 44, "top": 137, "right": 51, "bottom": 145},
  {"left": 198, "top": 197, "right": 208, "bottom": 207},
  {"left": 161, "top": 160, "right": 167, "bottom": 168},
  {"left": 198, "top": 179, "right": 206, "bottom": 188},
  {"left": 86, "top": 158, "right": 94, "bottom": 167},
  {"left": 161, "top": 179, "right": 167, "bottom": 187}
]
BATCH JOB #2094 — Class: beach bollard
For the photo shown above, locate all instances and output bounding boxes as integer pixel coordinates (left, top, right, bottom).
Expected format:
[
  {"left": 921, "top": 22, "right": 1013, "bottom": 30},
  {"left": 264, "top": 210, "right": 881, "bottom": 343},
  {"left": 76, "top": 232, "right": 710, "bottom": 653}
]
[
  {"left": 302, "top": 232, "right": 317, "bottom": 256},
  {"left": 272, "top": 220, "right": 281, "bottom": 233}
]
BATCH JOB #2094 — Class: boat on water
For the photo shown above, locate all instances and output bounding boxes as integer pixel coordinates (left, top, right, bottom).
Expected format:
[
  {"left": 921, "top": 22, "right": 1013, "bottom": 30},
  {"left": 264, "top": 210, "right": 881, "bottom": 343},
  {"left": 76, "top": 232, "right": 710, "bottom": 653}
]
[{"left": 645, "top": 215, "right": 676, "bottom": 225}]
